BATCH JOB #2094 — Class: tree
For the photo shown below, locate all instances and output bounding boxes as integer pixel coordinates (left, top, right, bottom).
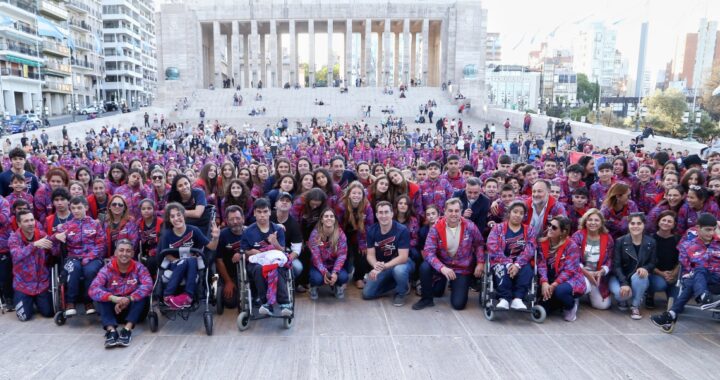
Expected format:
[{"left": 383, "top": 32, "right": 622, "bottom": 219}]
[
  {"left": 643, "top": 89, "right": 687, "bottom": 137},
  {"left": 703, "top": 65, "right": 720, "bottom": 121},
  {"left": 576, "top": 73, "right": 599, "bottom": 105}
]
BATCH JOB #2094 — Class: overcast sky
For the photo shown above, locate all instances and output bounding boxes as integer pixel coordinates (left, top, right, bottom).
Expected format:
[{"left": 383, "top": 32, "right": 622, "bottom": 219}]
[{"left": 484, "top": 0, "right": 720, "bottom": 77}]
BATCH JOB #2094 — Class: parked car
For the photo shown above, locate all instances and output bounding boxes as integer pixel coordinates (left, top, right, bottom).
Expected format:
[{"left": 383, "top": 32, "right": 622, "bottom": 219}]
[
  {"left": 17, "top": 114, "right": 41, "bottom": 125},
  {"left": 80, "top": 105, "right": 102, "bottom": 115},
  {"left": 7, "top": 119, "right": 36, "bottom": 134},
  {"left": 104, "top": 101, "right": 118, "bottom": 112}
]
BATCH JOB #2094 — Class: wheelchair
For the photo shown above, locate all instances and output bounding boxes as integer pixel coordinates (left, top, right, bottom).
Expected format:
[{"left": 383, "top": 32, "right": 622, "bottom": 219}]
[
  {"left": 50, "top": 253, "right": 103, "bottom": 326},
  {"left": 480, "top": 249, "right": 546, "bottom": 323},
  {"left": 661, "top": 278, "right": 720, "bottom": 333},
  {"left": 147, "top": 247, "right": 214, "bottom": 336},
  {"left": 223, "top": 249, "right": 295, "bottom": 331}
]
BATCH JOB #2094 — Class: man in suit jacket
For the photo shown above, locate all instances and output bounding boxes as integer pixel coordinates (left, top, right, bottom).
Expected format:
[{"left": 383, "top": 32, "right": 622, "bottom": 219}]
[{"left": 452, "top": 177, "right": 491, "bottom": 235}]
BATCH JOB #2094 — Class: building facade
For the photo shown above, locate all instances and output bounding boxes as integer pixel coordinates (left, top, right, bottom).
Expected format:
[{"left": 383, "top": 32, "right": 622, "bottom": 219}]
[
  {"left": 156, "top": 0, "right": 486, "bottom": 101},
  {"left": 485, "top": 65, "right": 540, "bottom": 111},
  {"left": 574, "top": 22, "right": 625, "bottom": 95},
  {"left": 67, "top": 0, "right": 104, "bottom": 109},
  {"left": 102, "top": 0, "right": 156, "bottom": 109},
  {"left": 39, "top": 0, "right": 73, "bottom": 116}
]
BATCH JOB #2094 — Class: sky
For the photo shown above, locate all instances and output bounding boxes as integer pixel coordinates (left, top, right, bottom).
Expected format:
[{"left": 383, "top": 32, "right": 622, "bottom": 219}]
[{"left": 484, "top": 0, "right": 720, "bottom": 78}]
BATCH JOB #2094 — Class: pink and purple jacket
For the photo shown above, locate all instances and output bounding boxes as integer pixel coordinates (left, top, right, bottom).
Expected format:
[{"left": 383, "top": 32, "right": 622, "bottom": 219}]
[
  {"left": 571, "top": 230, "right": 614, "bottom": 298},
  {"left": 677, "top": 201, "right": 720, "bottom": 235},
  {"left": 309, "top": 228, "right": 348, "bottom": 275},
  {"left": 6, "top": 191, "right": 33, "bottom": 209},
  {"left": 89, "top": 258, "right": 153, "bottom": 302},
  {"left": 0, "top": 196, "right": 13, "bottom": 253},
  {"left": 419, "top": 177, "right": 453, "bottom": 213},
  {"left": 399, "top": 216, "right": 420, "bottom": 248},
  {"left": 589, "top": 181, "right": 613, "bottom": 209},
  {"left": 471, "top": 154, "right": 495, "bottom": 173},
  {"left": 114, "top": 184, "right": 152, "bottom": 220},
  {"left": 677, "top": 236, "right": 720, "bottom": 275},
  {"left": 104, "top": 179, "right": 125, "bottom": 195},
  {"left": 9, "top": 228, "right": 52, "bottom": 296},
  {"left": 33, "top": 184, "right": 55, "bottom": 225},
  {"left": 151, "top": 184, "right": 170, "bottom": 217},
  {"left": 601, "top": 200, "right": 639, "bottom": 239},
  {"left": 423, "top": 217, "right": 484, "bottom": 275},
  {"left": 50, "top": 216, "right": 107, "bottom": 264},
  {"left": 645, "top": 203, "right": 679, "bottom": 235},
  {"left": 441, "top": 172, "right": 466, "bottom": 191},
  {"left": 486, "top": 222, "right": 537, "bottom": 268},
  {"left": 537, "top": 239, "right": 587, "bottom": 295},
  {"left": 632, "top": 180, "right": 661, "bottom": 214},
  {"left": 105, "top": 218, "right": 139, "bottom": 255},
  {"left": 334, "top": 201, "right": 374, "bottom": 250}
]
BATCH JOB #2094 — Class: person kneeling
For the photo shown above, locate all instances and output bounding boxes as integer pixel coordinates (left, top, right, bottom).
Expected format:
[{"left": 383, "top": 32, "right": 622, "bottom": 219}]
[
  {"left": 309, "top": 208, "right": 349, "bottom": 300},
  {"left": 89, "top": 239, "right": 152, "bottom": 348}
]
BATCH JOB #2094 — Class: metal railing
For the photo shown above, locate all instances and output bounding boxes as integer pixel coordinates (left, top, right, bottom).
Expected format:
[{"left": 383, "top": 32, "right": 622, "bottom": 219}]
[
  {"left": 42, "top": 81, "right": 72, "bottom": 92},
  {"left": 38, "top": 0, "right": 68, "bottom": 20},
  {"left": 42, "top": 40, "right": 71, "bottom": 56},
  {"left": 0, "top": 42, "right": 39, "bottom": 56},
  {"left": 44, "top": 60, "right": 72, "bottom": 73},
  {"left": 68, "top": 19, "right": 91, "bottom": 32},
  {"left": 71, "top": 57, "right": 94, "bottom": 69},
  {"left": 74, "top": 40, "right": 94, "bottom": 51},
  {"left": 1, "top": 67, "right": 41, "bottom": 79},
  {"left": 0, "top": 0, "right": 37, "bottom": 13}
]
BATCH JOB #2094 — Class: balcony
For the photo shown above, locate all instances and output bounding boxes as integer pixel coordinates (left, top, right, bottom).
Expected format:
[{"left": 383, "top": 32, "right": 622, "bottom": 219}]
[
  {"left": 38, "top": 0, "right": 68, "bottom": 21},
  {"left": 42, "top": 81, "right": 72, "bottom": 93},
  {"left": 0, "top": 42, "right": 40, "bottom": 57},
  {"left": 66, "top": 0, "right": 90, "bottom": 14},
  {"left": 42, "top": 40, "right": 71, "bottom": 57},
  {"left": 68, "top": 19, "right": 91, "bottom": 32},
  {"left": 43, "top": 60, "right": 72, "bottom": 76},
  {"left": 0, "top": 0, "right": 37, "bottom": 15},
  {"left": 74, "top": 40, "right": 94, "bottom": 51},
  {"left": 71, "top": 57, "right": 94, "bottom": 70},
  {"left": 0, "top": 67, "right": 41, "bottom": 80}
]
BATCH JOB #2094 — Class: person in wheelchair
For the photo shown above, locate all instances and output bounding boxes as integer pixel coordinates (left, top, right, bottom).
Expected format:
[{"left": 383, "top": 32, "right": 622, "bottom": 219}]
[
  {"left": 537, "top": 216, "right": 586, "bottom": 322},
  {"left": 9, "top": 210, "right": 54, "bottom": 321},
  {"left": 216, "top": 206, "right": 245, "bottom": 309},
  {"left": 49, "top": 196, "right": 107, "bottom": 317},
  {"left": 485, "top": 201, "right": 537, "bottom": 311},
  {"left": 89, "top": 239, "right": 152, "bottom": 348},
  {"left": 652, "top": 213, "right": 720, "bottom": 331},
  {"left": 240, "top": 198, "right": 291, "bottom": 316},
  {"left": 166, "top": 175, "right": 211, "bottom": 231},
  {"left": 138, "top": 199, "right": 163, "bottom": 277},
  {"left": 158, "top": 203, "right": 219, "bottom": 310}
]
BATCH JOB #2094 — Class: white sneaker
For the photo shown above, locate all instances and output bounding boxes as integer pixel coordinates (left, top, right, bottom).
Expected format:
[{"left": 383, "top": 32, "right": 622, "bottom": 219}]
[
  {"left": 64, "top": 308, "right": 77, "bottom": 317},
  {"left": 510, "top": 298, "right": 527, "bottom": 310},
  {"left": 496, "top": 299, "right": 510, "bottom": 310},
  {"left": 309, "top": 286, "right": 318, "bottom": 300}
]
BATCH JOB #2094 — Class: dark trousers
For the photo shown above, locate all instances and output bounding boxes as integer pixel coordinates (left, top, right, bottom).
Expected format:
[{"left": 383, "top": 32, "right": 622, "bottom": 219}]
[
  {"left": 97, "top": 299, "right": 146, "bottom": 328},
  {"left": 14, "top": 290, "right": 53, "bottom": 321},
  {"left": 65, "top": 258, "right": 103, "bottom": 304},
  {"left": 163, "top": 258, "right": 198, "bottom": 297},
  {"left": 493, "top": 264, "right": 533, "bottom": 301},
  {"left": 309, "top": 267, "right": 349, "bottom": 287},
  {"left": 418, "top": 261, "right": 471, "bottom": 310},
  {"left": 247, "top": 263, "right": 290, "bottom": 304},
  {"left": 543, "top": 282, "right": 575, "bottom": 311},
  {"left": 344, "top": 242, "right": 371, "bottom": 282},
  {"left": 218, "top": 277, "right": 238, "bottom": 309},
  {"left": 672, "top": 268, "right": 720, "bottom": 314},
  {"left": 0, "top": 254, "right": 13, "bottom": 302}
]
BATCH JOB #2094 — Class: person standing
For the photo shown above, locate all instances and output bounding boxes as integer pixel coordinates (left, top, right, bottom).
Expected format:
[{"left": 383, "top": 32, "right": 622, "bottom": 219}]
[{"left": 0, "top": 148, "right": 40, "bottom": 196}]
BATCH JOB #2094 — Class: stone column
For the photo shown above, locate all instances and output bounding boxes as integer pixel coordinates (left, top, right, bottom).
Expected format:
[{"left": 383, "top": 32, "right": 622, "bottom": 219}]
[
  {"left": 327, "top": 19, "right": 334, "bottom": 86},
  {"left": 364, "top": 19, "right": 373, "bottom": 86},
  {"left": 442, "top": 13, "right": 453, "bottom": 86},
  {"left": 411, "top": 31, "right": 417, "bottom": 82},
  {"left": 422, "top": 18, "right": 429, "bottom": 86},
  {"left": 231, "top": 21, "right": 240, "bottom": 87},
  {"left": 242, "top": 33, "right": 249, "bottom": 88},
  {"left": 308, "top": 19, "right": 315, "bottom": 86},
  {"left": 213, "top": 21, "right": 222, "bottom": 88},
  {"left": 394, "top": 32, "right": 400, "bottom": 86},
  {"left": 382, "top": 19, "right": 391, "bottom": 86},
  {"left": 250, "top": 20, "right": 259, "bottom": 87},
  {"left": 269, "top": 20, "right": 277, "bottom": 87},
  {"left": 289, "top": 20, "right": 297, "bottom": 86},
  {"left": 345, "top": 19, "right": 352, "bottom": 86},
  {"left": 403, "top": 19, "right": 410, "bottom": 85},
  {"left": 260, "top": 33, "right": 266, "bottom": 87}
]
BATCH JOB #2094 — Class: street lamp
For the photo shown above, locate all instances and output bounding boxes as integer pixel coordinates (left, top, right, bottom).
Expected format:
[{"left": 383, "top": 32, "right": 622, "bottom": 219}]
[{"left": 683, "top": 110, "right": 702, "bottom": 142}]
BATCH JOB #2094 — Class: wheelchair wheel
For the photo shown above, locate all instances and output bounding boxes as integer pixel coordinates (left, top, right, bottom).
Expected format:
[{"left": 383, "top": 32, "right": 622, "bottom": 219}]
[
  {"left": 148, "top": 311, "right": 159, "bottom": 332},
  {"left": 531, "top": 305, "right": 547, "bottom": 323},
  {"left": 237, "top": 312, "right": 250, "bottom": 331},
  {"left": 283, "top": 317, "right": 293, "bottom": 330},
  {"left": 484, "top": 306, "right": 495, "bottom": 321},
  {"left": 204, "top": 312, "right": 213, "bottom": 336},
  {"left": 54, "top": 311, "right": 66, "bottom": 326},
  {"left": 215, "top": 283, "right": 224, "bottom": 316}
]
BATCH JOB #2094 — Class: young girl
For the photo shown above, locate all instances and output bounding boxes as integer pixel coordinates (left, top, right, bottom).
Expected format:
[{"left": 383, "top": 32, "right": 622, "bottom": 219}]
[{"left": 308, "top": 208, "right": 348, "bottom": 300}]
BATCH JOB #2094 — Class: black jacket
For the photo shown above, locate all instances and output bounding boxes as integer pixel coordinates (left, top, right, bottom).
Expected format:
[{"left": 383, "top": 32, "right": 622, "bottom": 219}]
[
  {"left": 452, "top": 189, "right": 490, "bottom": 234},
  {"left": 613, "top": 234, "right": 657, "bottom": 286}
]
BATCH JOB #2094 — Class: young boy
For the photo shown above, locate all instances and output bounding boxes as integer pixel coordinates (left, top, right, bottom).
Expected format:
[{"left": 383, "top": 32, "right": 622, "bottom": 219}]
[
  {"left": 568, "top": 188, "right": 590, "bottom": 235},
  {"left": 590, "top": 163, "right": 614, "bottom": 209},
  {"left": 5, "top": 173, "right": 33, "bottom": 209},
  {"left": 483, "top": 178, "right": 499, "bottom": 202}
]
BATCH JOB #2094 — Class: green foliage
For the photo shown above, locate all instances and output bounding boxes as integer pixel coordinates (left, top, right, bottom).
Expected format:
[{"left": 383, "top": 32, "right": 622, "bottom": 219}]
[
  {"left": 703, "top": 66, "right": 720, "bottom": 121},
  {"left": 577, "top": 73, "right": 599, "bottom": 104},
  {"left": 569, "top": 106, "right": 590, "bottom": 121},
  {"left": 643, "top": 89, "right": 688, "bottom": 138},
  {"left": 546, "top": 106, "right": 564, "bottom": 118}
]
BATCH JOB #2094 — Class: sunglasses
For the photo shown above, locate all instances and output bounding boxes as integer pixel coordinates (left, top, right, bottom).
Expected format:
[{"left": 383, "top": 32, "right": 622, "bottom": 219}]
[
  {"left": 549, "top": 224, "right": 560, "bottom": 231},
  {"left": 152, "top": 175, "right": 164, "bottom": 180},
  {"left": 110, "top": 202, "right": 125, "bottom": 208}
]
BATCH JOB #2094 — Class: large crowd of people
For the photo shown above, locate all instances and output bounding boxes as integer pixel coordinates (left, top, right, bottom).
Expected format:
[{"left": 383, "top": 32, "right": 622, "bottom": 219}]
[{"left": 0, "top": 108, "right": 718, "bottom": 348}]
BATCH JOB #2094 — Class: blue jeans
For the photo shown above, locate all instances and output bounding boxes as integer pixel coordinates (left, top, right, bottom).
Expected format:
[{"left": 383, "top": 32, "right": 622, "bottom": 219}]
[
  {"left": 609, "top": 273, "right": 649, "bottom": 308},
  {"left": 648, "top": 274, "right": 679, "bottom": 299},
  {"left": 546, "top": 282, "right": 576, "bottom": 311},
  {"left": 362, "top": 261, "right": 415, "bottom": 299},
  {"left": 493, "top": 264, "right": 534, "bottom": 301},
  {"left": 65, "top": 258, "right": 103, "bottom": 304},
  {"left": 671, "top": 268, "right": 720, "bottom": 314},
  {"left": 97, "top": 299, "right": 147, "bottom": 328},
  {"left": 418, "top": 261, "right": 471, "bottom": 310},
  {"left": 14, "top": 290, "right": 53, "bottom": 321},
  {"left": 163, "top": 258, "right": 198, "bottom": 297},
  {"left": 291, "top": 259, "right": 303, "bottom": 278},
  {"left": 309, "top": 267, "right": 348, "bottom": 288}
]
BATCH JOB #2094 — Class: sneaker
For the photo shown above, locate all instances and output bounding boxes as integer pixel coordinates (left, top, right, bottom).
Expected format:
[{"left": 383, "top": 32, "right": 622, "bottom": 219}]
[
  {"left": 295, "top": 284, "right": 307, "bottom": 293},
  {"left": 496, "top": 299, "right": 510, "bottom": 310},
  {"left": 354, "top": 280, "right": 365, "bottom": 289},
  {"left": 164, "top": 295, "right": 184, "bottom": 310},
  {"left": 630, "top": 307, "right": 642, "bottom": 320},
  {"left": 180, "top": 294, "right": 193, "bottom": 308},
  {"left": 85, "top": 303, "right": 96, "bottom": 315},
  {"left": 117, "top": 328, "right": 132, "bottom": 347},
  {"left": 415, "top": 281, "right": 422, "bottom": 297},
  {"left": 651, "top": 311, "right": 677, "bottom": 331},
  {"left": 393, "top": 294, "right": 406, "bottom": 307},
  {"left": 510, "top": 298, "right": 527, "bottom": 310},
  {"left": 3, "top": 299, "right": 15, "bottom": 312},
  {"left": 411, "top": 298, "right": 435, "bottom": 310},
  {"left": 617, "top": 301, "right": 629, "bottom": 311},
  {"left": 65, "top": 303, "right": 77, "bottom": 317},
  {"left": 258, "top": 303, "right": 272, "bottom": 315},
  {"left": 104, "top": 330, "right": 119, "bottom": 348},
  {"left": 309, "top": 286, "right": 319, "bottom": 300},
  {"left": 469, "top": 278, "right": 482, "bottom": 293},
  {"left": 335, "top": 285, "right": 345, "bottom": 299},
  {"left": 645, "top": 294, "right": 656, "bottom": 309},
  {"left": 697, "top": 292, "right": 713, "bottom": 305},
  {"left": 563, "top": 301, "right": 578, "bottom": 322},
  {"left": 279, "top": 304, "right": 293, "bottom": 317}
]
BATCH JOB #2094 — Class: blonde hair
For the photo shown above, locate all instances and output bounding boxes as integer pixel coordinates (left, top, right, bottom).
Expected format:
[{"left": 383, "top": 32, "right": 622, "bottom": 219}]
[{"left": 578, "top": 208, "right": 609, "bottom": 234}]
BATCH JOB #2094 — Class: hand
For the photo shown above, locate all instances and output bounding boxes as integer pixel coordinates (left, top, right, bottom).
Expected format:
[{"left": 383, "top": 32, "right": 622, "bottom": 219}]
[
  {"left": 463, "top": 208, "right": 473, "bottom": 218},
  {"left": 232, "top": 253, "right": 241, "bottom": 263},
  {"left": 33, "top": 238, "right": 53, "bottom": 250},
  {"left": 541, "top": 283, "right": 552, "bottom": 301},
  {"left": 508, "top": 264, "right": 519, "bottom": 278},
  {"left": 324, "top": 272, "right": 332, "bottom": 285},
  {"left": 490, "top": 200, "right": 500, "bottom": 215},
  {"left": 474, "top": 264, "right": 484, "bottom": 278},
  {"left": 223, "top": 282, "right": 235, "bottom": 300},
  {"left": 55, "top": 232, "right": 67, "bottom": 243},
  {"left": 114, "top": 297, "right": 130, "bottom": 314},
  {"left": 267, "top": 232, "right": 279, "bottom": 247},
  {"left": 636, "top": 267, "right": 649, "bottom": 279},
  {"left": 329, "top": 272, "right": 338, "bottom": 286},
  {"left": 440, "top": 266, "right": 456, "bottom": 281},
  {"left": 210, "top": 222, "right": 220, "bottom": 240},
  {"left": 288, "top": 252, "right": 298, "bottom": 262},
  {"left": 373, "top": 261, "right": 386, "bottom": 272},
  {"left": 369, "top": 269, "right": 379, "bottom": 281},
  {"left": 166, "top": 254, "right": 178, "bottom": 262},
  {"left": 620, "top": 285, "right": 632, "bottom": 299}
]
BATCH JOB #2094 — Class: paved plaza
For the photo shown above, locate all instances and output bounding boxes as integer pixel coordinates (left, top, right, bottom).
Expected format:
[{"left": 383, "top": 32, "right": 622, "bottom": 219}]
[{"left": 0, "top": 287, "right": 718, "bottom": 379}]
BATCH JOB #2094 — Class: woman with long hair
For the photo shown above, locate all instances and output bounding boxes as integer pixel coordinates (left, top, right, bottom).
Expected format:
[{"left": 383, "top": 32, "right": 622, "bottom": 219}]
[
  {"left": 149, "top": 168, "right": 170, "bottom": 217},
  {"left": 368, "top": 175, "right": 391, "bottom": 211},
  {"left": 137, "top": 198, "right": 163, "bottom": 277},
  {"left": 217, "top": 162, "right": 236, "bottom": 199},
  {"left": 250, "top": 163, "right": 269, "bottom": 198},
  {"left": 676, "top": 185, "right": 720, "bottom": 234},
  {"left": 611, "top": 157, "right": 635, "bottom": 187},
  {"left": 335, "top": 181, "right": 375, "bottom": 289},
  {"left": 104, "top": 194, "right": 139, "bottom": 255},
  {"left": 114, "top": 168, "right": 152, "bottom": 220},
  {"left": 266, "top": 174, "right": 297, "bottom": 206},
  {"left": 308, "top": 208, "right": 349, "bottom": 300},
  {"left": 195, "top": 163, "right": 219, "bottom": 206},
  {"left": 356, "top": 161, "right": 374, "bottom": 188},
  {"left": 68, "top": 180, "right": 86, "bottom": 198},
  {"left": 238, "top": 167, "right": 253, "bottom": 189},
  {"left": 294, "top": 157, "right": 314, "bottom": 183},
  {"left": 646, "top": 210, "right": 680, "bottom": 309},
  {"left": 538, "top": 216, "right": 586, "bottom": 321},
  {"left": 601, "top": 182, "right": 639, "bottom": 239},
  {"left": 394, "top": 195, "right": 420, "bottom": 262},
  {"left": 167, "top": 174, "right": 209, "bottom": 230},
  {"left": 571, "top": 209, "right": 614, "bottom": 310},
  {"left": 75, "top": 166, "right": 94, "bottom": 190},
  {"left": 632, "top": 164, "right": 660, "bottom": 214},
  {"left": 646, "top": 185, "right": 685, "bottom": 234},
  {"left": 313, "top": 168, "right": 341, "bottom": 208},
  {"left": 295, "top": 188, "right": 328, "bottom": 289},
  {"left": 221, "top": 179, "right": 253, "bottom": 225},
  {"left": 34, "top": 167, "right": 70, "bottom": 225},
  {"left": 297, "top": 172, "right": 315, "bottom": 195},
  {"left": 105, "top": 162, "right": 127, "bottom": 194},
  {"left": 387, "top": 168, "right": 422, "bottom": 214},
  {"left": 679, "top": 168, "right": 705, "bottom": 193}
]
